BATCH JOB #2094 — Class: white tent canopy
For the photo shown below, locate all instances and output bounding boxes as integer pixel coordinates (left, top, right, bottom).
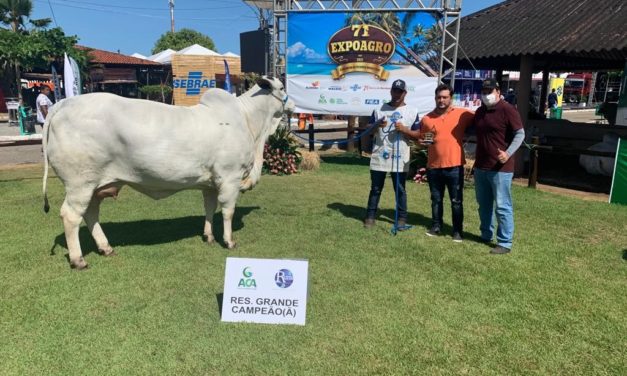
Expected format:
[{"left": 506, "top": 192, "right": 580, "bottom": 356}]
[
  {"left": 131, "top": 52, "right": 147, "bottom": 59},
  {"left": 176, "top": 44, "right": 220, "bottom": 56},
  {"left": 148, "top": 48, "right": 176, "bottom": 64},
  {"left": 144, "top": 45, "right": 240, "bottom": 64}
]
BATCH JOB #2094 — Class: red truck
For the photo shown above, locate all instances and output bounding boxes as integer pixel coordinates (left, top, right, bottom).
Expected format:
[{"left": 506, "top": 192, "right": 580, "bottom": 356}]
[{"left": 563, "top": 73, "right": 593, "bottom": 104}]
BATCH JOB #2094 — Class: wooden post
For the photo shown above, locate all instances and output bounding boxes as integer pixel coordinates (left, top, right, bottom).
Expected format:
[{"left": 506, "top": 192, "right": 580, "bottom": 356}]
[
  {"left": 347, "top": 116, "right": 355, "bottom": 152},
  {"left": 515, "top": 55, "right": 534, "bottom": 177},
  {"left": 308, "top": 123, "right": 315, "bottom": 152},
  {"left": 539, "top": 68, "right": 549, "bottom": 117},
  {"left": 528, "top": 136, "right": 539, "bottom": 188}
]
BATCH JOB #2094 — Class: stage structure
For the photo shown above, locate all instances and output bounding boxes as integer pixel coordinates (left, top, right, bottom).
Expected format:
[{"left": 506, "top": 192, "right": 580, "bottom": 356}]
[
  {"left": 271, "top": 1, "right": 462, "bottom": 84},
  {"left": 266, "top": 0, "right": 462, "bottom": 115}
]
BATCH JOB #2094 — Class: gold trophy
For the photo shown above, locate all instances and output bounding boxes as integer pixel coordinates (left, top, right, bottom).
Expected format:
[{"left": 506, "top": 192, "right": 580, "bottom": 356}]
[{"left": 423, "top": 132, "right": 434, "bottom": 145}]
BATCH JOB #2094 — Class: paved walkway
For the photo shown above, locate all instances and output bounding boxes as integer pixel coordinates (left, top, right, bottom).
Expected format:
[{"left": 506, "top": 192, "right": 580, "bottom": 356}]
[{"left": 0, "top": 119, "right": 44, "bottom": 168}]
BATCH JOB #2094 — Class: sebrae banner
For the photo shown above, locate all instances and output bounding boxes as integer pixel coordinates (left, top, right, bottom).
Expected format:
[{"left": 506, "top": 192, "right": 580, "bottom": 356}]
[{"left": 286, "top": 11, "right": 439, "bottom": 116}]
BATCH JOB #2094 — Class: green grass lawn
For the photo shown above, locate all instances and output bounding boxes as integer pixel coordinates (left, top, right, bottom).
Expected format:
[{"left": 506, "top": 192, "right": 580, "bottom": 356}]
[{"left": 1, "top": 155, "right": 626, "bottom": 375}]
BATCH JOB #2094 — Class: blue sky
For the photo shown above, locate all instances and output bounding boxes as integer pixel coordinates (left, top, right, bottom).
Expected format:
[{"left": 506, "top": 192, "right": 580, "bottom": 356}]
[{"left": 29, "top": 0, "right": 501, "bottom": 57}]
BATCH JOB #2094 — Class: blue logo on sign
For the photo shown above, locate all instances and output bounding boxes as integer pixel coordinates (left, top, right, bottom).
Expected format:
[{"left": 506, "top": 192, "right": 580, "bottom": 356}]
[
  {"left": 172, "top": 71, "right": 216, "bottom": 95},
  {"left": 350, "top": 84, "right": 361, "bottom": 92},
  {"left": 275, "top": 269, "right": 294, "bottom": 288},
  {"left": 365, "top": 99, "right": 380, "bottom": 105}
]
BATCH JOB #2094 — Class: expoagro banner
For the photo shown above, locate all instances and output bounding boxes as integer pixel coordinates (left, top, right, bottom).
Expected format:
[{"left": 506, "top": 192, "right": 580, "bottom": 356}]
[{"left": 286, "top": 11, "right": 439, "bottom": 116}]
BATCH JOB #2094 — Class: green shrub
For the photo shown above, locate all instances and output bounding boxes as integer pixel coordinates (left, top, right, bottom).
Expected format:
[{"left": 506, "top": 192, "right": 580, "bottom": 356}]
[{"left": 139, "top": 84, "right": 172, "bottom": 102}]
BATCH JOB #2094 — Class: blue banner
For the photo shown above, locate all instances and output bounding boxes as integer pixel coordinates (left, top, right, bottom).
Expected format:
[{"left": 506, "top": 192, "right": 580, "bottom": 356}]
[{"left": 223, "top": 59, "right": 232, "bottom": 94}]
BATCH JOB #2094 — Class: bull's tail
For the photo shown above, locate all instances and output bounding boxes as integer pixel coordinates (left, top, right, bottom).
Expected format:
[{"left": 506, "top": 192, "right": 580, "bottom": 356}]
[{"left": 42, "top": 103, "right": 58, "bottom": 213}]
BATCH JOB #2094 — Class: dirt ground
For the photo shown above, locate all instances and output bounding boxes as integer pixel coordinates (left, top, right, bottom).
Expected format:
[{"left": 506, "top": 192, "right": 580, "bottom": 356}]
[{"left": 513, "top": 179, "right": 608, "bottom": 202}]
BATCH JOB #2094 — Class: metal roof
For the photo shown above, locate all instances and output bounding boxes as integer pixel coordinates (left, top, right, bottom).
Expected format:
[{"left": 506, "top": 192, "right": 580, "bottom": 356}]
[{"left": 457, "top": 0, "right": 627, "bottom": 71}]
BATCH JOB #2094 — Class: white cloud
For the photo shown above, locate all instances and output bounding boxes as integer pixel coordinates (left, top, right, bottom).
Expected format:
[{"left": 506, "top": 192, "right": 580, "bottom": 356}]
[{"left": 287, "top": 42, "right": 327, "bottom": 61}]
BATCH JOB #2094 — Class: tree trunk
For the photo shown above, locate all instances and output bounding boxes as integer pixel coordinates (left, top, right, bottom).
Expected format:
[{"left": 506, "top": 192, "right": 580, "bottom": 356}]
[{"left": 14, "top": 62, "right": 22, "bottom": 104}]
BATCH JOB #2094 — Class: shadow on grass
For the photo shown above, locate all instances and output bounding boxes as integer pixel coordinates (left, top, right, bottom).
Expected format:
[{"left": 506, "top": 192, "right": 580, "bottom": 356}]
[
  {"left": 51, "top": 206, "right": 260, "bottom": 258},
  {"left": 216, "top": 293, "right": 224, "bottom": 318},
  {"left": 327, "top": 202, "right": 490, "bottom": 245},
  {"left": 320, "top": 153, "right": 370, "bottom": 167},
  {"left": 327, "top": 202, "right": 432, "bottom": 229},
  {"left": 622, "top": 249, "right": 627, "bottom": 261}
]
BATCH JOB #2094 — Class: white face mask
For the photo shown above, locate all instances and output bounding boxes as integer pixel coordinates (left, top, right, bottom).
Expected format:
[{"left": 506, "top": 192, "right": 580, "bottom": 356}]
[{"left": 481, "top": 93, "right": 498, "bottom": 107}]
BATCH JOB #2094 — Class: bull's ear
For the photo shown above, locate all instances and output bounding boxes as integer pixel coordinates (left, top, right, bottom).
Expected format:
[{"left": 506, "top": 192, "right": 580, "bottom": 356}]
[{"left": 256, "top": 76, "right": 273, "bottom": 90}]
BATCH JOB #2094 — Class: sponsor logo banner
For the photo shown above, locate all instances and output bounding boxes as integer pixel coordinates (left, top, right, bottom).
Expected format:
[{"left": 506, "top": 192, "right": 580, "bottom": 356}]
[{"left": 173, "top": 71, "right": 216, "bottom": 95}]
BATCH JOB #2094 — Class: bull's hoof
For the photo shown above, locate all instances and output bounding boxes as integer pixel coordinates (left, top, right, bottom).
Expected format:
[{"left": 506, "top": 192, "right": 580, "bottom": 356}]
[
  {"left": 226, "top": 241, "right": 237, "bottom": 250},
  {"left": 202, "top": 234, "right": 215, "bottom": 244},
  {"left": 70, "top": 258, "right": 89, "bottom": 270},
  {"left": 99, "top": 248, "right": 117, "bottom": 257}
]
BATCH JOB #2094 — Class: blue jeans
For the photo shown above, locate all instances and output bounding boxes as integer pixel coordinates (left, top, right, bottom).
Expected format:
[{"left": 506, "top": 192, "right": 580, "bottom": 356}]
[
  {"left": 366, "top": 170, "right": 407, "bottom": 220},
  {"left": 427, "top": 166, "right": 464, "bottom": 233},
  {"left": 473, "top": 169, "right": 514, "bottom": 249}
]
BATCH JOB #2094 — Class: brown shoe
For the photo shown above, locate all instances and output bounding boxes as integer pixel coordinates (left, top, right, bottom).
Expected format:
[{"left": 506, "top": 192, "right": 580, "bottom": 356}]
[{"left": 363, "top": 218, "right": 375, "bottom": 228}]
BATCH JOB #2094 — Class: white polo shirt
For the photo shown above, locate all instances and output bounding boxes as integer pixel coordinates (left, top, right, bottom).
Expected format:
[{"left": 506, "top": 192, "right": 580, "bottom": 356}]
[{"left": 369, "top": 103, "right": 420, "bottom": 173}]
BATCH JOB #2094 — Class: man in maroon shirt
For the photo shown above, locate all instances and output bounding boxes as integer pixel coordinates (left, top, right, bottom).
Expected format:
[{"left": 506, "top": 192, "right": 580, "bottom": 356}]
[{"left": 473, "top": 78, "right": 525, "bottom": 254}]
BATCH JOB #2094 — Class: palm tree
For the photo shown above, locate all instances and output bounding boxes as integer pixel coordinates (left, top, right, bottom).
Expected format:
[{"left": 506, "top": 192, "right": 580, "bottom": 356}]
[
  {"left": 344, "top": 12, "right": 438, "bottom": 77},
  {"left": 411, "top": 23, "right": 441, "bottom": 72},
  {"left": 0, "top": 0, "right": 32, "bottom": 32},
  {"left": 0, "top": 0, "right": 51, "bottom": 101}
]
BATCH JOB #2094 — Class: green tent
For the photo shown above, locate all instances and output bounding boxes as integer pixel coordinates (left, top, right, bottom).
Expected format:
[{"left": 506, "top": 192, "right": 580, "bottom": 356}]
[{"left": 610, "top": 138, "right": 627, "bottom": 205}]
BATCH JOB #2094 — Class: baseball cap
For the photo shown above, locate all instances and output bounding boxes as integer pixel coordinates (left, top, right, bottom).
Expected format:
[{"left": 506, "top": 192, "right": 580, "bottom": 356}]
[
  {"left": 481, "top": 78, "right": 500, "bottom": 90},
  {"left": 391, "top": 79, "right": 406, "bottom": 91}
]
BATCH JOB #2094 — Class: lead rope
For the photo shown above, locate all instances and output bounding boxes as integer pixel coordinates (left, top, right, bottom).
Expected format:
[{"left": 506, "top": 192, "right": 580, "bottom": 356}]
[{"left": 391, "top": 125, "right": 413, "bottom": 235}]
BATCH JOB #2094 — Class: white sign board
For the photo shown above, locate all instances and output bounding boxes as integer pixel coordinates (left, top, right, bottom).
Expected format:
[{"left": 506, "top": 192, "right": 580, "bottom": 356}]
[{"left": 221, "top": 257, "right": 309, "bottom": 325}]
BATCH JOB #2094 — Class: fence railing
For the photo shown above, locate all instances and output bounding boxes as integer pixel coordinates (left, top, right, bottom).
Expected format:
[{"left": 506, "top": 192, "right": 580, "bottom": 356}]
[{"left": 292, "top": 123, "right": 372, "bottom": 152}]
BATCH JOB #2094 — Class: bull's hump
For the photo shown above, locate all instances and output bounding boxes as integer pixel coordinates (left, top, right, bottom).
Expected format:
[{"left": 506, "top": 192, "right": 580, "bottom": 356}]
[{"left": 199, "top": 88, "right": 238, "bottom": 108}]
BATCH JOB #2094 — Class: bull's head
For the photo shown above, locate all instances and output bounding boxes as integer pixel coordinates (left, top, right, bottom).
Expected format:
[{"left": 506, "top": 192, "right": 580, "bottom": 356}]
[{"left": 256, "top": 76, "right": 295, "bottom": 116}]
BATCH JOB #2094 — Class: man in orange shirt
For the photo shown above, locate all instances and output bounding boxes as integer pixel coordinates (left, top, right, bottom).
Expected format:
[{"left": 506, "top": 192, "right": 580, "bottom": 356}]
[{"left": 419, "top": 84, "right": 473, "bottom": 242}]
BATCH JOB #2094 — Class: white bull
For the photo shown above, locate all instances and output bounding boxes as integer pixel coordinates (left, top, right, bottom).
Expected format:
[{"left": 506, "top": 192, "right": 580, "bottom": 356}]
[{"left": 43, "top": 76, "right": 294, "bottom": 269}]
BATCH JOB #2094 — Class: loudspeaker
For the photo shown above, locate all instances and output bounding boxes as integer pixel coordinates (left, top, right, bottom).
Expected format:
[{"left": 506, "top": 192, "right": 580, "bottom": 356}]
[{"left": 240, "top": 29, "right": 270, "bottom": 75}]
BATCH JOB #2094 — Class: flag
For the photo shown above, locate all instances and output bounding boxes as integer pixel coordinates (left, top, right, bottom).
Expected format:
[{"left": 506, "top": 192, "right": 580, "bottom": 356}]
[
  {"left": 51, "top": 65, "right": 62, "bottom": 102},
  {"left": 223, "top": 59, "right": 232, "bottom": 94},
  {"left": 64, "top": 53, "right": 81, "bottom": 98}
]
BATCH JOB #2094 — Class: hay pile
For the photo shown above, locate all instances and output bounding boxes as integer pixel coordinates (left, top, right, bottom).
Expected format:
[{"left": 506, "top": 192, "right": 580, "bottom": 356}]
[{"left": 299, "top": 151, "right": 321, "bottom": 171}]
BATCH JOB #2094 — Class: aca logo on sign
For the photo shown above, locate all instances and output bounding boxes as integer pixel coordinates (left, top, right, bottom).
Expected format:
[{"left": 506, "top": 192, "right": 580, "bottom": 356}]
[
  {"left": 238, "top": 267, "right": 257, "bottom": 289},
  {"left": 275, "top": 269, "right": 294, "bottom": 288},
  {"left": 173, "top": 71, "right": 216, "bottom": 95},
  {"left": 365, "top": 99, "right": 380, "bottom": 105}
]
